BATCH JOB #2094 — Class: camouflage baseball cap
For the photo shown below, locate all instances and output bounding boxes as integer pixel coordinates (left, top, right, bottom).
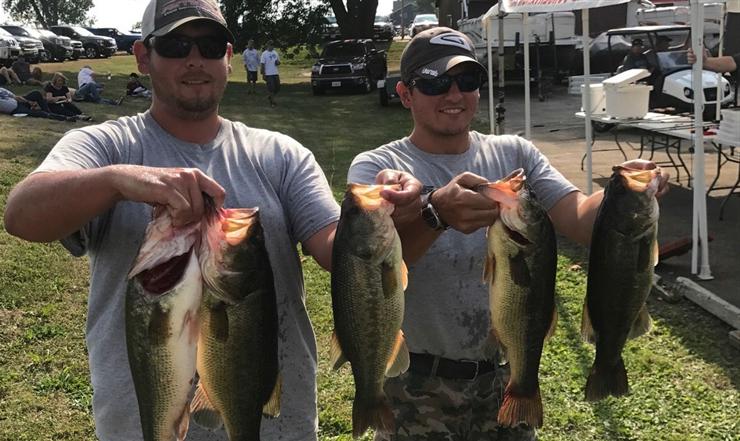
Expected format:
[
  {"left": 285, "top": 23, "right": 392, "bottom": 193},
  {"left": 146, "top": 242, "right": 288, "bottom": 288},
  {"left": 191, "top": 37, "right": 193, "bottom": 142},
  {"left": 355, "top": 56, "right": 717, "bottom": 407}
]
[
  {"left": 141, "top": 0, "right": 234, "bottom": 42},
  {"left": 401, "top": 27, "right": 486, "bottom": 82}
]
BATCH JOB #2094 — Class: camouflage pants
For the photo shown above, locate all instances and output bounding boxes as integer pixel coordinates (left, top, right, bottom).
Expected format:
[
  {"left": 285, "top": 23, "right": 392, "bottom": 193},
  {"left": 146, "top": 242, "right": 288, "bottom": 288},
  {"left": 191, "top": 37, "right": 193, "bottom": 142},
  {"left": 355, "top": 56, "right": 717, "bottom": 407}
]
[{"left": 374, "top": 364, "right": 536, "bottom": 441}]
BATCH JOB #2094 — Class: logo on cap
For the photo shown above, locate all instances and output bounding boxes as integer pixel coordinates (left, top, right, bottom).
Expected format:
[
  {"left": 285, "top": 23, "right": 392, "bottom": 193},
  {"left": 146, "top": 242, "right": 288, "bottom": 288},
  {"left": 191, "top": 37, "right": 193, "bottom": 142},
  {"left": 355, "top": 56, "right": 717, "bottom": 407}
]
[
  {"left": 429, "top": 33, "right": 472, "bottom": 51},
  {"left": 421, "top": 68, "right": 439, "bottom": 77}
]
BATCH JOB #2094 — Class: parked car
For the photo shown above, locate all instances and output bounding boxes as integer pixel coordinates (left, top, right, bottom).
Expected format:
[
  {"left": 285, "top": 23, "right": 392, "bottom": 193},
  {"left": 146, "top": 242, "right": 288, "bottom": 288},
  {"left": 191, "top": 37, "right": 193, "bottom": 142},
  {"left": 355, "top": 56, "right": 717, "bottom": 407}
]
[
  {"left": 28, "top": 28, "right": 73, "bottom": 62},
  {"left": 49, "top": 25, "right": 117, "bottom": 58},
  {"left": 311, "top": 39, "right": 387, "bottom": 94},
  {"left": 373, "top": 16, "right": 394, "bottom": 41},
  {"left": 0, "top": 27, "right": 21, "bottom": 67},
  {"left": 378, "top": 73, "right": 402, "bottom": 106},
  {"left": 410, "top": 14, "right": 438, "bottom": 37},
  {"left": 0, "top": 25, "right": 43, "bottom": 63},
  {"left": 322, "top": 15, "right": 342, "bottom": 41},
  {"left": 69, "top": 39, "right": 84, "bottom": 60},
  {"left": 87, "top": 27, "right": 140, "bottom": 54}
]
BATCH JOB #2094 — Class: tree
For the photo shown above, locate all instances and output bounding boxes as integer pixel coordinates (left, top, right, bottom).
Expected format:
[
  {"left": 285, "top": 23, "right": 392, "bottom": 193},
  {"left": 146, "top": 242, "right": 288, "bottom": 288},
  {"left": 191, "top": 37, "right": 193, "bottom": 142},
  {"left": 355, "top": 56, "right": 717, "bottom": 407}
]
[
  {"left": 2, "top": 0, "right": 94, "bottom": 28},
  {"left": 220, "top": 0, "right": 328, "bottom": 52},
  {"left": 328, "top": 0, "right": 378, "bottom": 39}
]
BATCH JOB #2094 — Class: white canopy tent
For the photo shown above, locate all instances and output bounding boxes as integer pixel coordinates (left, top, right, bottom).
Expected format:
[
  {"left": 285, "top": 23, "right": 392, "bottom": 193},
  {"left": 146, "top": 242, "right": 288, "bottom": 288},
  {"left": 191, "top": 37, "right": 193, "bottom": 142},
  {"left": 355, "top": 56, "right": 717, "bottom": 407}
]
[{"left": 476, "top": 0, "right": 725, "bottom": 279}]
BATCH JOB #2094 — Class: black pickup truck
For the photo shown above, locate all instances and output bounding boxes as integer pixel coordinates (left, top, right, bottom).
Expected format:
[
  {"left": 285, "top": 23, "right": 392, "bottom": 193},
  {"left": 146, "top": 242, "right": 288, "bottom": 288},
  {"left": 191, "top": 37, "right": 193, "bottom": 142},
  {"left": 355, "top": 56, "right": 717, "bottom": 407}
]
[
  {"left": 310, "top": 39, "right": 387, "bottom": 95},
  {"left": 49, "top": 25, "right": 117, "bottom": 58}
]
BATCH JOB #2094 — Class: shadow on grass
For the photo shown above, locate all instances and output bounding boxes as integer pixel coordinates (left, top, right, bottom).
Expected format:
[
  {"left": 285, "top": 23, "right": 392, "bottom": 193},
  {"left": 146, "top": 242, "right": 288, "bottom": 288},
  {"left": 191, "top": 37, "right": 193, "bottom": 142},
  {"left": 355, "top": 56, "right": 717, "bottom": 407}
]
[{"left": 555, "top": 178, "right": 740, "bottom": 398}]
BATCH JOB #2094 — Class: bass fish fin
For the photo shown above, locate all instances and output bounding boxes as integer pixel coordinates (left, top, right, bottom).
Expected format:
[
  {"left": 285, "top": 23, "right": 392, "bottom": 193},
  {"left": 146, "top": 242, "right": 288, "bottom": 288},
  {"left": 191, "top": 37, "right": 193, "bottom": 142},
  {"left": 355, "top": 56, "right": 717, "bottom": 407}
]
[
  {"left": 190, "top": 383, "right": 223, "bottom": 430},
  {"left": 385, "top": 330, "right": 410, "bottom": 377},
  {"left": 628, "top": 304, "right": 652, "bottom": 340},
  {"left": 330, "top": 330, "right": 348, "bottom": 370},
  {"left": 585, "top": 357, "right": 629, "bottom": 401},
  {"left": 352, "top": 394, "right": 395, "bottom": 438},
  {"left": 545, "top": 306, "right": 558, "bottom": 341},
  {"left": 580, "top": 299, "right": 596, "bottom": 344},
  {"left": 483, "top": 252, "right": 496, "bottom": 284},
  {"left": 497, "top": 382, "right": 543, "bottom": 429},
  {"left": 653, "top": 240, "right": 660, "bottom": 267},
  {"left": 401, "top": 260, "right": 408, "bottom": 291},
  {"left": 175, "top": 401, "right": 190, "bottom": 441},
  {"left": 381, "top": 259, "right": 405, "bottom": 297},
  {"left": 262, "top": 372, "right": 282, "bottom": 418}
]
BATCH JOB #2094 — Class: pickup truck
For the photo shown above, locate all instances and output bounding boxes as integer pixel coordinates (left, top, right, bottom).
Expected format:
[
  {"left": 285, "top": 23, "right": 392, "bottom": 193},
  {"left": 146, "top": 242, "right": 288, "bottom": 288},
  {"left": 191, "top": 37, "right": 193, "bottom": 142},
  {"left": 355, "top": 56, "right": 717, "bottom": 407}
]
[
  {"left": 0, "top": 27, "right": 20, "bottom": 67},
  {"left": 49, "top": 25, "right": 117, "bottom": 58},
  {"left": 311, "top": 39, "right": 387, "bottom": 95},
  {"left": 87, "top": 27, "right": 140, "bottom": 54}
]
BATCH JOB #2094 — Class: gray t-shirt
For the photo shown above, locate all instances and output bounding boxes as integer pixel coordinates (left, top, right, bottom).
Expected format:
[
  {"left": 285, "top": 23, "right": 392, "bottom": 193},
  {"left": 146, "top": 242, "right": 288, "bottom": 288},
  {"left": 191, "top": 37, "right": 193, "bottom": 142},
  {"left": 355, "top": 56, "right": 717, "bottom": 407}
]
[
  {"left": 35, "top": 112, "right": 340, "bottom": 441},
  {"left": 347, "top": 131, "right": 577, "bottom": 361}
]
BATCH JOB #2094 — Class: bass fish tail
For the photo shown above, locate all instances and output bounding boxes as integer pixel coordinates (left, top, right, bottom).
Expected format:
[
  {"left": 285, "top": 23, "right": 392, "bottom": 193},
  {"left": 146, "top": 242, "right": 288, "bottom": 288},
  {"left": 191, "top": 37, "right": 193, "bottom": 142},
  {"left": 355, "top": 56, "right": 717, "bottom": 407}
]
[
  {"left": 352, "top": 395, "right": 395, "bottom": 439},
  {"left": 497, "top": 384, "right": 543, "bottom": 429},
  {"left": 585, "top": 357, "right": 629, "bottom": 401}
]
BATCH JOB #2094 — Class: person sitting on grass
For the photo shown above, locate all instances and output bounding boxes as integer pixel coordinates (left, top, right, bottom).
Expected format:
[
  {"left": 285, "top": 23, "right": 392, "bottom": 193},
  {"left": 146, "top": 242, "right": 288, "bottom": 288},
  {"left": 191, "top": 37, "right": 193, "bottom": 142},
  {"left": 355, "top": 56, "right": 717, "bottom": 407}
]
[
  {"left": 11, "top": 56, "right": 44, "bottom": 86},
  {"left": 0, "top": 87, "right": 76, "bottom": 121},
  {"left": 126, "top": 72, "right": 151, "bottom": 98},
  {"left": 45, "top": 72, "right": 92, "bottom": 121},
  {"left": 74, "top": 65, "right": 123, "bottom": 105},
  {"left": 0, "top": 66, "right": 21, "bottom": 86}
]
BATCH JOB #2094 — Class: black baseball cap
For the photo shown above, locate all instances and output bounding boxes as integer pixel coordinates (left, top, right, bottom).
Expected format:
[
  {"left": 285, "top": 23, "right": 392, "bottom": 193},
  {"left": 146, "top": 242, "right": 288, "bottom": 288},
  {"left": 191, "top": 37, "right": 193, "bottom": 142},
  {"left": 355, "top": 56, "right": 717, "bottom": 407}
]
[
  {"left": 401, "top": 27, "right": 486, "bottom": 82},
  {"left": 141, "top": 0, "right": 234, "bottom": 43}
]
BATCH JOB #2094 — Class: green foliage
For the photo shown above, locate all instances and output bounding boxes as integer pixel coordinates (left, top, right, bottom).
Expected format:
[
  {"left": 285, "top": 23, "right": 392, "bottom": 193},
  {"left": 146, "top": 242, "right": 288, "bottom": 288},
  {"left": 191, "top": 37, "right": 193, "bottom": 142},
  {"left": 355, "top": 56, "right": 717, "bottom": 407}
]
[
  {"left": 1, "top": 44, "right": 739, "bottom": 440},
  {"left": 2, "top": 0, "right": 94, "bottom": 28}
]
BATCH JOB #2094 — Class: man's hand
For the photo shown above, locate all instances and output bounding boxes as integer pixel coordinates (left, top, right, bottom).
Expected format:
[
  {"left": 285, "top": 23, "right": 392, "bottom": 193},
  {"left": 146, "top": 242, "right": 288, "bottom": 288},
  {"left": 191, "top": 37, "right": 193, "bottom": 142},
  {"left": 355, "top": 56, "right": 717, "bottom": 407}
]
[
  {"left": 619, "top": 158, "right": 671, "bottom": 198},
  {"left": 432, "top": 172, "right": 500, "bottom": 234},
  {"left": 109, "top": 165, "right": 226, "bottom": 227},
  {"left": 687, "top": 47, "right": 710, "bottom": 65},
  {"left": 374, "top": 169, "right": 423, "bottom": 227}
]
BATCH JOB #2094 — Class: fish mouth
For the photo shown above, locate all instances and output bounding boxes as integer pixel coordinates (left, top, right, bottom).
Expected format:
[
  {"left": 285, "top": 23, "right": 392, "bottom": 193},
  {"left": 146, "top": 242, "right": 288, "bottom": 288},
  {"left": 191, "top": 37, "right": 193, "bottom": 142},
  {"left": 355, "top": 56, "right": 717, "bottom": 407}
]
[
  {"left": 615, "top": 166, "right": 662, "bottom": 195},
  {"left": 136, "top": 247, "right": 196, "bottom": 295},
  {"left": 128, "top": 211, "right": 201, "bottom": 278},
  {"left": 476, "top": 168, "right": 526, "bottom": 210},
  {"left": 348, "top": 183, "right": 400, "bottom": 211}
]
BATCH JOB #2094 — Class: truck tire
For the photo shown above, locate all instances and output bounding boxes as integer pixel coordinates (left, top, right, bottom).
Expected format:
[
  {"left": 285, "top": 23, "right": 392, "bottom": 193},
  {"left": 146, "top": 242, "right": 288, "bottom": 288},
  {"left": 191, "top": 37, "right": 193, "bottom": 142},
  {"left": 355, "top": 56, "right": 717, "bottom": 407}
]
[
  {"left": 379, "top": 86, "right": 389, "bottom": 106},
  {"left": 85, "top": 45, "right": 99, "bottom": 59}
]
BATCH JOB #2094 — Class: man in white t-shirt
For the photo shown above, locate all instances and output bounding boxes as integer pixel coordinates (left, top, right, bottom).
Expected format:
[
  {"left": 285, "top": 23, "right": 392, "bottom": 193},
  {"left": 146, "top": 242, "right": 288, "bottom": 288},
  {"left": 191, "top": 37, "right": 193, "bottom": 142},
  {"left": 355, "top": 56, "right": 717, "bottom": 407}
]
[
  {"left": 260, "top": 40, "right": 280, "bottom": 106},
  {"left": 242, "top": 39, "right": 260, "bottom": 94},
  {"left": 75, "top": 65, "right": 121, "bottom": 105}
]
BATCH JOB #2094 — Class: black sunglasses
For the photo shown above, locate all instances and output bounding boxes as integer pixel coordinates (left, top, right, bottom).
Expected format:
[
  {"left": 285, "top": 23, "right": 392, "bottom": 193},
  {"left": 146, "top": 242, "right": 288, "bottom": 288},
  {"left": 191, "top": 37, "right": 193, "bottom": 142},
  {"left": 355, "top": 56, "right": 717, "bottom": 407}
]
[
  {"left": 407, "top": 71, "right": 484, "bottom": 96},
  {"left": 148, "top": 34, "right": 228, "bottom": 59}
]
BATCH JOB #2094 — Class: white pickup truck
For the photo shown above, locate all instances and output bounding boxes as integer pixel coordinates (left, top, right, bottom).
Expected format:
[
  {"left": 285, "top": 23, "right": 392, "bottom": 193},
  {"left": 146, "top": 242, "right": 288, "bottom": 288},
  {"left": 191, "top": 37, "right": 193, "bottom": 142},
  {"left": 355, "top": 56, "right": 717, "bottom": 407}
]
[{"left": 0, "top": 28, "right": 20, "bottom": 67}]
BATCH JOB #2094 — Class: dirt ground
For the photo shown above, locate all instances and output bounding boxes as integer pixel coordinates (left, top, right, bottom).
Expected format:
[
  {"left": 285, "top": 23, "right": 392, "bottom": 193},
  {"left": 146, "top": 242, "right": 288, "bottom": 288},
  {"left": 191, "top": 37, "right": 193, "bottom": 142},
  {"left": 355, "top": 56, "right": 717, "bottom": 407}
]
[{"left": 476, "top": 84, "right": 740, "bottom": 315}]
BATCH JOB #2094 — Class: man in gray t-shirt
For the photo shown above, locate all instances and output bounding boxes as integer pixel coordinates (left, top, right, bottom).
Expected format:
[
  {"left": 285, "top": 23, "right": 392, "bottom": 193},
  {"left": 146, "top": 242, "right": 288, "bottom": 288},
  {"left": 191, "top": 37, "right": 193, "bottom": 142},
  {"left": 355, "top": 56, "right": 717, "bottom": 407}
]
[
  {"left": 3, "top": 2, "right": 421, "bottom": 441},
  {"left": 348, "top": 27, "right": 669, "bottom": 441}
]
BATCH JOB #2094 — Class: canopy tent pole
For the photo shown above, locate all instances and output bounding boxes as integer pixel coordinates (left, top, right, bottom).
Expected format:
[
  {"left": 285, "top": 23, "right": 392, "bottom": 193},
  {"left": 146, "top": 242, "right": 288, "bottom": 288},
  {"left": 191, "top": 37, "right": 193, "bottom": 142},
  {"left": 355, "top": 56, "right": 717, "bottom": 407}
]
[
  {"left": 690, "top": 0, "right": 713, "bottom": 279},
  {"left": 524, "top": 12, "right": 531, "bottom": 139},
  {"left": 486, "top": 17, "right": 495, "bottom": 134},
  {"left": 716, "top": 2, "right": 726, "bottom": 121},
  {"left": 582, "top": 9, "right": 593, "bottom": 195}
]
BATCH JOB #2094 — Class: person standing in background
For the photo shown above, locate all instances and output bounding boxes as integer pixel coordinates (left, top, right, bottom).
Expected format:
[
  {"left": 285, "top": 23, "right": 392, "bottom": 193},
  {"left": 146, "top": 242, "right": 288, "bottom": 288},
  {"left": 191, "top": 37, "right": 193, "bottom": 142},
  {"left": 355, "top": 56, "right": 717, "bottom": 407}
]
[
  {"left": 242, "top": 39, "right": 260, "bottom": 94},
  {"left": 260, "top": 40, "right": 280, "bottom": 107}
]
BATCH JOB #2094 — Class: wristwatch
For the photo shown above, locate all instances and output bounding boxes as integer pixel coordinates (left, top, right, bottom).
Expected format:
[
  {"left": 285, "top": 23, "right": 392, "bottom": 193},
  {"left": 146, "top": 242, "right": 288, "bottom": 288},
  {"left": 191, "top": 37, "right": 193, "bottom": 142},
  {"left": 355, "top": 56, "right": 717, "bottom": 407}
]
[{"left": 420, "top": 186, "right": 449, "bottom": 231}]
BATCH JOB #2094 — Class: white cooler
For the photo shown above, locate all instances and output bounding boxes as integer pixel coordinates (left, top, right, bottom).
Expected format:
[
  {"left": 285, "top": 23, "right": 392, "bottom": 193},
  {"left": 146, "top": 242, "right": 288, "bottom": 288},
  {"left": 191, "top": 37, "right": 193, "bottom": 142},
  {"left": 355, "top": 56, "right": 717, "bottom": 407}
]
[
  {"left": 603, "top": 69, "right": 653, "bottom": 119},
  {"left": 581, "top": 83, "right": 606, "bottom": 115}
]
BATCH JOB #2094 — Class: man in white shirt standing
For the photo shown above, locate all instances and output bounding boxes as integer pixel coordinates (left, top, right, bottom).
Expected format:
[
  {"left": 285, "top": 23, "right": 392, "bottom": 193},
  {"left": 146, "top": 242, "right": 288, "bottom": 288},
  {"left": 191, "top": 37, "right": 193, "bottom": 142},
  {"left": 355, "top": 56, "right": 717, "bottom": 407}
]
[
  {"left": 242, "top": 39, "right": 260, "bottom": 95},
  {"left": 260, "top": 40, "right": 280, "bottom": 106}
]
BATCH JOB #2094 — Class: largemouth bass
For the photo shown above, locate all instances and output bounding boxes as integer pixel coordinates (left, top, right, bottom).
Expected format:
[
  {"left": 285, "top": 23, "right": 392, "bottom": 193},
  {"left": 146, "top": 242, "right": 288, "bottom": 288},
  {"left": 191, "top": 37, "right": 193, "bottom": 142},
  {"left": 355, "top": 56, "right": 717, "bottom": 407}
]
[
  {"left": 479, "top": 168, "right": 557, "bottom": 429},
  {"left": 190, "top": 199, "right": 281, "bottom": 440},
  {"left": 126, "top": 211, "right": 203, "bottom": 441},
  {"left": 330, "top": 184, "right": 409, "bottom": 438},
  {"left": 582, "top": 165, "right": 660, "bottom": 401}
]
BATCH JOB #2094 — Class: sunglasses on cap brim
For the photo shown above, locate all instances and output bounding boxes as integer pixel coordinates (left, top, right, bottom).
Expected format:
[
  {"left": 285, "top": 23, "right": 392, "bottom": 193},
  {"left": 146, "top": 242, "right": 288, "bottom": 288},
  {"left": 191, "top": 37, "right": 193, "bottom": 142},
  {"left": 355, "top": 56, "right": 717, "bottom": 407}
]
[
  {"left": 146, "top": 34, "right": 228, "bottom": 59},
  {"left": 406, "top": 71, "right": 484, "bottom": 96}
]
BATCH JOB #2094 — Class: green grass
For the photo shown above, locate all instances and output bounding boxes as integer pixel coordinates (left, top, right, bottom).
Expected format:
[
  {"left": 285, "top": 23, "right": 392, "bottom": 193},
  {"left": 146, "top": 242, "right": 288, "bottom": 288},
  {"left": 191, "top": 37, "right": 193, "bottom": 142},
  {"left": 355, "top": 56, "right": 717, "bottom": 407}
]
[{"left": 1, "top": 44, "right": 739, "bottom": 440}]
